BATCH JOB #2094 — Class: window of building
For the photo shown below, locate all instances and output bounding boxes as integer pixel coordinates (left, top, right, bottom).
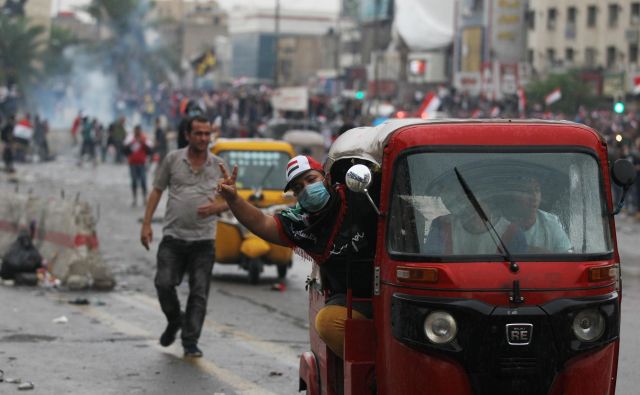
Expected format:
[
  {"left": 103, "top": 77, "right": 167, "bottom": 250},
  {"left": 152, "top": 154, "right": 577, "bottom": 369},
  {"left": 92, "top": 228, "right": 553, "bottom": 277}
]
[
  {"left": 586, "top": 47, "right": 597, "bottom": 67},
  {"left": 547, "top": 8, "right": 557, "bottom": 30},
  {"left": 608, "top": 4, "right": 619, "bottom": 27},
  {"left": 567, "top": 6, "right": 577, "bottom": 24},
  {"left": 630, "top": 43, "right": 639, "bottom": 63},
  {"left": 587, "top": 5, "right": 597, "bottom": 27},
  {"left": 607, "top": 46, "right": 617, "bottom": 67},
  {"left": 566, "top": 48, "right": 575, "bottom": 62},
  {"left": 527, "top": 49, "right": 534, "bottom": 64},
  {"left": 547, "top": 48, "right": 556, "bottom": 66},
  {"left": 526, "top": 9, "right": 535, "bottom": 30},
  {"left": 632, "top": 3, "right": 640, "bottom": 24},
  {"left": 566, "top": 6, "right": 577, "bottom": 39}
]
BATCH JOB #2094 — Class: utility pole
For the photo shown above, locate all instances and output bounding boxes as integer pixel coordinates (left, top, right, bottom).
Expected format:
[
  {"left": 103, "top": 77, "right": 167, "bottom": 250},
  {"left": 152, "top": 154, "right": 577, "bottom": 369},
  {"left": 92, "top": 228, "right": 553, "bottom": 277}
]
[
  {"left": 372, "top": 0, "right": 381, "bottom": 115},
  {"left": 274, "top": 0, "right": 281, "bottom": 88}
]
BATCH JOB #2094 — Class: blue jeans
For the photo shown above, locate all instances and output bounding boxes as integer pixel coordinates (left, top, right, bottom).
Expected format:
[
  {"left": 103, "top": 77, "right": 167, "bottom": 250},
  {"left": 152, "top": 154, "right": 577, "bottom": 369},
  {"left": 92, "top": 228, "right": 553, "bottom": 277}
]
[
  {"left": 129, "top": 164, "right": 147, "bottom": 201},
  {"left": 155, "top": 236, "right": 215, "bottom": 346}
]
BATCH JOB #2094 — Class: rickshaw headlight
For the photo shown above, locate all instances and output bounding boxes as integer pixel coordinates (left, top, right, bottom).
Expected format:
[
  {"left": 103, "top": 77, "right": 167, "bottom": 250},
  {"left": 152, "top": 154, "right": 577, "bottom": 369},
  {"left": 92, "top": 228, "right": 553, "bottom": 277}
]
[
  {"left": 423, "top": 311, "right": 457, "bottom": 344},
  {"left": 572, "top": 309, "right": 605, "bottom": 342}
]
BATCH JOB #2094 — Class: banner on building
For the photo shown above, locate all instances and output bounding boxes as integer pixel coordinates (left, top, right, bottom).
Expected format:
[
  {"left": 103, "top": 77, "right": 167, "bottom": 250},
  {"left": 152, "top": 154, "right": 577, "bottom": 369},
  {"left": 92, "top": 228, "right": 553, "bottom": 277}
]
[
  {"left": 271, "top": 87, "right": 309, "bottom": 112},
  {"left": 545, "top": 88, "right": 562, "bottom": 106}
]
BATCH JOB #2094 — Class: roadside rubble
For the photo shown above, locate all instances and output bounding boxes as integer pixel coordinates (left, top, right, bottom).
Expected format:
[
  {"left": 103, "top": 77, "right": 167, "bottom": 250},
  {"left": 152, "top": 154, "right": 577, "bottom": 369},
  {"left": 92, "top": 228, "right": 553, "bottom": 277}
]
[
  {"left": 0, "top": 372, "right": 35, "bottom": 391},
  {"left": 0, "top": 191, "right": 115, "bottom": 290}
]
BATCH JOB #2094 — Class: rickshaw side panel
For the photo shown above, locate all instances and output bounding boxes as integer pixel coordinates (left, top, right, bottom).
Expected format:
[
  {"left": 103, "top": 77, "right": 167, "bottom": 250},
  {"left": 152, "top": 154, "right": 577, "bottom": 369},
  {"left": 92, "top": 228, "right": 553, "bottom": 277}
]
[
  {"left": 306, "top": 287, "right": 340, "bottom": 395},
  {"left": 215, "top": 222, "right": 242, "bottom": 263},
  {"left": 267, "top": 243, "right": 293, "bottom": 264}
]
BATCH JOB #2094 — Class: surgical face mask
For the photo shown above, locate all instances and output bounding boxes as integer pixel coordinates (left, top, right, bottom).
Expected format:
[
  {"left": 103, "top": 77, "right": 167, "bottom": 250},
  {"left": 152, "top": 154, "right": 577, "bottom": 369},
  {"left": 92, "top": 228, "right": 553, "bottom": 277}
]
[{"left": 298, "top": 181, "right": 330, "bottom": 213}]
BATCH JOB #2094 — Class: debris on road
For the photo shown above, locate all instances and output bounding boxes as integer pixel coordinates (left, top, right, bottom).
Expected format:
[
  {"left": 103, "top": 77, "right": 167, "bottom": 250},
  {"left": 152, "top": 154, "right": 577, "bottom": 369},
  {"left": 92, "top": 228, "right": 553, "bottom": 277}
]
[
  {"left": 52, "top": 315, "right": 68, "bottom": 324},
  {"left": 17, "top": 381, "right": 34, "bottom": 390},
  {"left": 68, "top": 297, "right": 90, "bottom": 305}
]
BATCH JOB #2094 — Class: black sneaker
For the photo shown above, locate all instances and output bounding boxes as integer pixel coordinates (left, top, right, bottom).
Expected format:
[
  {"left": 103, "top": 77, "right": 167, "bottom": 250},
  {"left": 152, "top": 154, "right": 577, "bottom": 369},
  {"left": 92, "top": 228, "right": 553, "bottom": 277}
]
[
  {"left": 159, "top": 320, "right": 181, "bottom": 347},
  {"left": 183, "top": 344, "right": 203, "bottom": 358}
]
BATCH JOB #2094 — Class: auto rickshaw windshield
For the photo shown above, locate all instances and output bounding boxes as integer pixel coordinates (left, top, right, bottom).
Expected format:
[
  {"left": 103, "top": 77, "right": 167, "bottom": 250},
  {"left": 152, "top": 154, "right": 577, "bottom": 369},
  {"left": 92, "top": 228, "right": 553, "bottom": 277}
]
[
  {"left": 218, "top": 150, "right": 291, "bottom": 190},
  {"left": 387, "top": 150, "right": 613, "bottom": 259}
]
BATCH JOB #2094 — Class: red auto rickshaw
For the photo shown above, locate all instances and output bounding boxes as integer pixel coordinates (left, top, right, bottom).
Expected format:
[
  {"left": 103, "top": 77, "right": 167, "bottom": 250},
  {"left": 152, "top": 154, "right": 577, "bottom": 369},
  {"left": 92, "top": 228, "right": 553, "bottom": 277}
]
[{"left": 298, "top": 119, "right": 636, "bottom": 395}]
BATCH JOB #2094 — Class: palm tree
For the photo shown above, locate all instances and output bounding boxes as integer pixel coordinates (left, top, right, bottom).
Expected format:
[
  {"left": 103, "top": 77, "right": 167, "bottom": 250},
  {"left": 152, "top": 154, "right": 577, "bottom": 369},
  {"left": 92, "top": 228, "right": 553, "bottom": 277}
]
[{"left": 0, "top": 14, "right": 44, "bottom": 88}]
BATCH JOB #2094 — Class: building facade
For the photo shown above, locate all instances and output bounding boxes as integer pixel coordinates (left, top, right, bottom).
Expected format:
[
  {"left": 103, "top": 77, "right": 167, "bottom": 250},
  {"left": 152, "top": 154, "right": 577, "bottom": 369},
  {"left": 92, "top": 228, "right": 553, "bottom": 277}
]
[
  {"left": 229, "top": 6, "right": 338, "bottom": 86},
  {"left": 527, "top": 0, "right": 640, "bottom": 95},
  {"left": 453, "top": 0, "right": 528, "bottom": 99}
]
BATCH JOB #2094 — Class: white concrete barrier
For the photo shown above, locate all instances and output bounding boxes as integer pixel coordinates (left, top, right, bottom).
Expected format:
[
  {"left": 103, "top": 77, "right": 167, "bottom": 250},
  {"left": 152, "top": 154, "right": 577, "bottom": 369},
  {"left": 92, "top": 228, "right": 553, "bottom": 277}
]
[{"left": 0, "top": 191, "right": 115, "bottom": 290}]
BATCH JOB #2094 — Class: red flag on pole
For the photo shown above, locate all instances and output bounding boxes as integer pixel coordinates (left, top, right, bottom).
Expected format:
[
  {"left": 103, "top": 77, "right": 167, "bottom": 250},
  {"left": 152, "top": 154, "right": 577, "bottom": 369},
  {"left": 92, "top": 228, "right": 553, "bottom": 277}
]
[
  {"left": 416, "top": 91, "right": 441, "bottom": 119},
  {"left": 544, "top": 88, "right": 562, "bottom": 106}
]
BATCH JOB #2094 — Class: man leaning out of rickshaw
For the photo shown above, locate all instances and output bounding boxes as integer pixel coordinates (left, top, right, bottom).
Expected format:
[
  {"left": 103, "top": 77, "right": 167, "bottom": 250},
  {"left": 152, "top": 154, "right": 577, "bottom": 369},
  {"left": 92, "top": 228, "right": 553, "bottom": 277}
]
[{"left": 217, "top": 155, "right": 378, "bottom": 359}]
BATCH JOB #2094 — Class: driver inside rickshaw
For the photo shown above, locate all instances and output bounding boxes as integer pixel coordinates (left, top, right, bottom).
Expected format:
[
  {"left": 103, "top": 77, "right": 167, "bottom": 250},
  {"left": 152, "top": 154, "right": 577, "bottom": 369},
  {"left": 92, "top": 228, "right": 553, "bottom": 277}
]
[
  {"left": 217, "top": 155, "right": 378, "bottom": 359},
  {"left": 425, "top": 192, "right": 528, "bottom": 255},
  {"left": 502, "top": 175, "right": 573, "bottom": 253}
]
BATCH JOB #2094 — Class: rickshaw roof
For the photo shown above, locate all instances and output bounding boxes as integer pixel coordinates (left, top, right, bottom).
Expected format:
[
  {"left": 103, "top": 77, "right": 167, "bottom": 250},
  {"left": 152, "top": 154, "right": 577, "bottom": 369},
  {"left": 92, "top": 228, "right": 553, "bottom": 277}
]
[
  {"left": 212, "top": 138, "right": 296, "bottom": 155},
  {"left": 324, "top": 118, "right": 595, "bottom": 173}
]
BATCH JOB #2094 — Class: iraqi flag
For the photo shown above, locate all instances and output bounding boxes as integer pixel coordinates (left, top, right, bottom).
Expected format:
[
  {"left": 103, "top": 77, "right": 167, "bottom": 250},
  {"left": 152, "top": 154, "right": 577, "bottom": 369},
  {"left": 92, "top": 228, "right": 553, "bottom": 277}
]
[
  {"left": 417, "top": 91, "right": 441, "bottom": 119},
  {"left": 545, "top": 88, "right": 562, "bottom": 106},
  {"left": 13, "top": 118, "right": 33, "bottom": 140}
]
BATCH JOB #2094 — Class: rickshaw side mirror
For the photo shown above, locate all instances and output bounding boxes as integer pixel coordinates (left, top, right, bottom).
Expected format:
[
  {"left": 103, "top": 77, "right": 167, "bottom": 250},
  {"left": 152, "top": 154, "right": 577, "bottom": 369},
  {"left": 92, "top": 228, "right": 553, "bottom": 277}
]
[
  {"left": 612, "top": 159, "right": 636, "bottom": 188},
  {"left": 345, "top": 164, "right": 372, "bottom": 192},
  {"left": 345, "top": 164, "right": 381, "bottom": 215},
  {"left": 611, "top": 159, "right": 637, "bottom": 215}
]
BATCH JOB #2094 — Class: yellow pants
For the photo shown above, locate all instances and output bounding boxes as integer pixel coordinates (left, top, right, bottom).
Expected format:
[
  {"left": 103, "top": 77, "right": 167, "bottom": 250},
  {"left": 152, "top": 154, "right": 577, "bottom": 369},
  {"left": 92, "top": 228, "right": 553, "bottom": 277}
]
[{"left": 315, "top": 305, "right": 367, "bottom": 359}]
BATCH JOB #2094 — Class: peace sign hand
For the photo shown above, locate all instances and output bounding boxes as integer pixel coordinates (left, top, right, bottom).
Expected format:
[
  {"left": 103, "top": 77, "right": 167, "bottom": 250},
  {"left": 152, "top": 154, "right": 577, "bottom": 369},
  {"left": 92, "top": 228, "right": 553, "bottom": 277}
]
[{"left": 217, "top": 163, "right": 239, "bottom": 202}]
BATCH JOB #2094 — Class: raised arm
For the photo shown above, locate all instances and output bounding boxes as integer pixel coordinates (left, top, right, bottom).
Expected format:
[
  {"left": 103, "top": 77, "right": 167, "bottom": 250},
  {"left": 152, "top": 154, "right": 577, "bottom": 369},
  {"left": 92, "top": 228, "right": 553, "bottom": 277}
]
[{"left": 216, "top": 164, "right": 286, "bottom": 246}]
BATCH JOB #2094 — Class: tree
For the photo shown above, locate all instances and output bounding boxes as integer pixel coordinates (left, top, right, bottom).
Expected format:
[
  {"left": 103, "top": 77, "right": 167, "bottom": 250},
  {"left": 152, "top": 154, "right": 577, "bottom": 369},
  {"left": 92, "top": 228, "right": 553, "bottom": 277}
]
[
  {"left": 0, "top": 14, "right": 44, "bottom": 88},
  {"left": 85, "top": 0, "right": 179, "bottom": 92},
  {"left": 525, "top": 71, "right": 598, "bottom": 114}
]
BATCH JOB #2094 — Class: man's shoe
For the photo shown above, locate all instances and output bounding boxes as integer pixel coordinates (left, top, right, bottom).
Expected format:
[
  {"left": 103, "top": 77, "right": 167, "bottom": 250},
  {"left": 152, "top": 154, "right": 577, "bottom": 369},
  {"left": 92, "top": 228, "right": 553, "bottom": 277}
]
[
  {"left": 159, "top": 321, "right": 181, "bottom": 347},
  {"left": 183, "top": 344, "right": 203, "bottom": 358}
]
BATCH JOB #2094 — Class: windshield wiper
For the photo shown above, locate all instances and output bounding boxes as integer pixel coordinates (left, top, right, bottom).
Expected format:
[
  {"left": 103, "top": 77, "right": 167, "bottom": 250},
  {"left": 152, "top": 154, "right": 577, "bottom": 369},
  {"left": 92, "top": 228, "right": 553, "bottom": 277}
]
[{"left": 454, "top": 167, "right": 519, "bottom": 273}]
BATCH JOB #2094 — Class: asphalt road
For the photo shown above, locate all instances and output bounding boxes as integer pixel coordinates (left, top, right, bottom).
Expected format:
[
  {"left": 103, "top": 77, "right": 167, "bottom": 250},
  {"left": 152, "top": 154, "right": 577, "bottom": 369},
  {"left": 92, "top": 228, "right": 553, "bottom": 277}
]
[{"left": 1, "top": 137, "right": 640, "bottom": 394}]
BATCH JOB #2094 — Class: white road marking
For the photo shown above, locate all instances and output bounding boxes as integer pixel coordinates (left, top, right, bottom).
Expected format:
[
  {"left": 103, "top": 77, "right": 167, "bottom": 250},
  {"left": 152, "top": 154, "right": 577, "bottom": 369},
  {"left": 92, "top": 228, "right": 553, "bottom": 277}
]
[{"left": 69, "top": 297, "right": 280, "bottom": 395}]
